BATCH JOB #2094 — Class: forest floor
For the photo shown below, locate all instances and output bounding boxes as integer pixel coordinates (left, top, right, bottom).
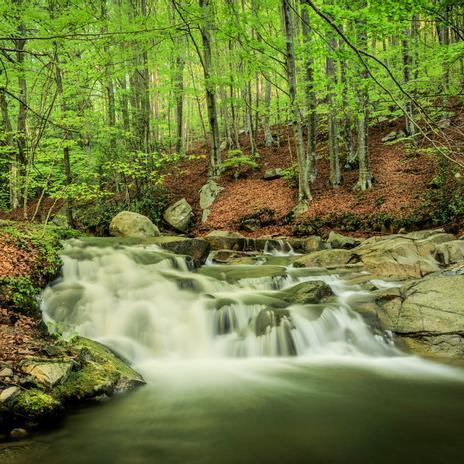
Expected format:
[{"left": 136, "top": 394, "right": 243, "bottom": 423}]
[{"left": 166, "top": 107, "right": 464, "bottom": 238}]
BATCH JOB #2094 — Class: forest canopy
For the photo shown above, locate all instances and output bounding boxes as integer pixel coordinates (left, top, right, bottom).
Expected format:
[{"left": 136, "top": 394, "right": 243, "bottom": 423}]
[{"left": 0, "top": 0, "right": 463, "bottom": 230}]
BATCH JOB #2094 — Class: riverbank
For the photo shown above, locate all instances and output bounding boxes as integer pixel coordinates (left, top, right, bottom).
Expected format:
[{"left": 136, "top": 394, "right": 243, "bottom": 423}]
[{"left": 0, "top": 221, "right": 144, "bottom": 440}]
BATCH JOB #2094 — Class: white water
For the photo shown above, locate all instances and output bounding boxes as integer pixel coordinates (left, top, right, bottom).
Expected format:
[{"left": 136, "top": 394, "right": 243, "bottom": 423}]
[{"left": 40, "top": 239, "right": 396, "bottom": 362}]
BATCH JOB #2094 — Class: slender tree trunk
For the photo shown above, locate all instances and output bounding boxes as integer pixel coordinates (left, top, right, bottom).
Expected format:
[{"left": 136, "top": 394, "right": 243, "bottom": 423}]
[
  {"left": 402, "top": 23, "right": 416, "bottom": 140},
  {"left": 0, "top": 87, "right": 19, "bottom": 209},
  {"left": 326, "top": 32, "right": 341, "bottom": 187},
  {"left": 355, "top": 7, "right": 372, "bottom": 191},
  {"left": 263, "top": 76, "right": 274, "bottom": 146},
  {"left": 301, "top": 5, "right": 317, "bottom": 181},
  {"left": 199, "top": 0, "right": 221, "bottom": 174},
  {"left": 439, "top": 5, "right": 451, "bottom": 113},
  {"left": 282, "top": 0, "right": 311, "bottom": 202}
]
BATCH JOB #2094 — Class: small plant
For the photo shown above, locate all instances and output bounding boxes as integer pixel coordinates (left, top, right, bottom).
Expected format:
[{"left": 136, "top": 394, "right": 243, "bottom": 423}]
[
  {"left": 282, "top": 164, "right": 298, "bottom": 188},
  {"left": 219, "top": 150, "right": 258, "bottom": 179},
  {"left": 374, "top": 196, "right": 385, "bottom": 207}
]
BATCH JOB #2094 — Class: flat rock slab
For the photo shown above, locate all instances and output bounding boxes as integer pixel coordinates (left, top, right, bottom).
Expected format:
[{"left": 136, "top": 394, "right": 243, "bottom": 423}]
[{"left": 21, "top": 362, "right": 73, "bottom": 387}]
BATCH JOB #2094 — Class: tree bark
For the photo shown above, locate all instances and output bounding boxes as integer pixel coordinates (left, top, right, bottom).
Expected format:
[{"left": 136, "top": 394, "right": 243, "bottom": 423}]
[
  {"left": 282, "top": 0, "right": 311, "bottom": 202},
  {"left": 199, "top": 0, "right": 221, "bottom": 174}
]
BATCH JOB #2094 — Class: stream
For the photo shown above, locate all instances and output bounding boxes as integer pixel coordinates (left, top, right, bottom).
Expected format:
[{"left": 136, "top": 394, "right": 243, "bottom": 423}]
[{"left": 4, "top": 238, "right": 464, "bottom": 463}]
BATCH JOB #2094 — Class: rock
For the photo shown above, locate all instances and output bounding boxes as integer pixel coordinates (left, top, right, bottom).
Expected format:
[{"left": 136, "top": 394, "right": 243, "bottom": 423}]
[
  {"left": 0, "top": 387, "right": 20, "bottom": 403},
  {"left": 263, "top": 168, "right": 285, "bottom": 180},
  {"left": 55, "top": 337, "right": 145, "bottom": 401},
  {"left": 21, "top": 361, "right": 73, "bottom": 387},
  {"left": 10, "top": 428, "right": 28, "bottom": 439},
  {"left": 293, "top": 249, "right": 356, "bottom": 268},
  {"left": 156, "top": 237, "right": 210, "bottom": 267},
  {"left": 199, "top": 264, "right": 287, "bottom": 283},
  {"left": 163, "top": 198, "right": 194, "bottom": 233},
  {"left": 291, "top": 201, "right": 309, "bottom": 218},
  {"left": 109, "top": 211, "right": 160, "bottom": 239},
  {"left": 0, "top": 367, "right": 13, "bottom": 378},
  {"left": 255, "top": 308, "right": 291, "bottom": 336},
  {"left": 381, "top": 129, "right": 406, "bottom": 143},
  {"left": 435, "top": 240, "right": 464, "bottom": 265},
  {"left": 354, "top": 230, "right": 456, "bottom": 279},
  {"left": 205, "top": 230, "right": 247, "bottom": 251},
  {"left": 199, "top": 181, "right": 224, "bottom": 223},
  {"left": 327, "top": 231, "right": 361, "bottom": 249},
  {"left": 209, "top": 250, "right": 258, "bottom": 265},
  {"left": 280, "top": 281, "right": 334, "bottom": 305},
  {"left": 375, "top": 274, "right": 464, "bottom": 358}
]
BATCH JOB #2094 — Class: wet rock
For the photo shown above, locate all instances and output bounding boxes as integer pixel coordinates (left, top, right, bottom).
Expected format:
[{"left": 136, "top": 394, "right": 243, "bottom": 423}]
[
  {"left": 293, "top": 249, "right": 356, "bottom": 268},
  {"left": 0, "top": 367, "right": 13, "bottom": 378},
  {"left": 163, "top": 198, "right": 194, "bottom": 233},
  {"left": 209, "top": 250, "right": 259, "bottom": 265},
  {"left": 109, "top": 211, "right": 160, "bottom": 239},
  {"left": 10, "top": 428, "right": 28, "bottom": 439},
  {"left": 263, "top": 168, "right": 285, "bottom": 180},
  {"left": 155, "top": 236, "right": 210, "bottom": 267},
  {"left": 374, "top": 274, "right": 464, "bottom": 358},
  {"left": 205, "top": 230, "right": 248, "bottom": 251},
  {"left": 21, "top": 361, "right": 73, "bottom": 388},
  {"left": 327, "top": 231, "right": 361, "bottom": 249},
  {"left": 0, "top": 387, "right": 20, "bottom": 403},
  {"left": 435, "top": 240, "right": 464, "bottom": 265},
  {"left": 199, "top": 180, "right": 224, "bottom": 223},
  {"left": 280, "top": 281, "right": 334, "bottom": 305}
]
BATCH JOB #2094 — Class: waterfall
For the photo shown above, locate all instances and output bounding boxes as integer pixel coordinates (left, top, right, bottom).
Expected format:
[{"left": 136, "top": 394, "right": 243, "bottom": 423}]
[{"left": 41, "top": 239, "right": 398, "bottom": 364}]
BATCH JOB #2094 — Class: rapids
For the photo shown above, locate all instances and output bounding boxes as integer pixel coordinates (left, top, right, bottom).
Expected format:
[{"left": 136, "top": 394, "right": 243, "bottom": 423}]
[{"left": 3, "top": 238, "right": 464, "bottom": 464}]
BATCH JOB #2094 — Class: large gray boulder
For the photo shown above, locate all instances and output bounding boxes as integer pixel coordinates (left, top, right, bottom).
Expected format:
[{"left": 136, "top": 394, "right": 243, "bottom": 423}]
[
  {"left": 354, "top": 231, "right": 454, "bottom": 278},
  {"left": 263, "top": 168, "right": 285, "bottom": 180},
  {"left": 293, "top": 249, "right": 356, "bottom": 268},
  {"left": 21, "top": 362, "right": 73, "bottom": 388},
  {"left": 327, "top": 231, "right": 361, "bottom": 249},
  {"left": 374, "top": 275, "right": 464, "bottom": 358},
  {"left": 109, "top": 211, "right": 160, "bottom": 238},
  {"left": 163, "top": 198, "right": 194, "bottom": 233},
  {"left": 199, "top": 180, "right": 224, "bottom": 223}
]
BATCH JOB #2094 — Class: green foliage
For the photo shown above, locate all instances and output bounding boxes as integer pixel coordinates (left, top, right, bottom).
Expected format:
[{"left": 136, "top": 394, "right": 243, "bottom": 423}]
[
  {"left": 0, "top": 275, "right": 39, "bottom": 312},
  {"left": 282, "top": 164, "right": 299, "bottom": 188},
  {"left": 219, "top": 150, "right": 258, "bottom": 179},
  {"left": 426, "top": 156, "right": 464, "bottom": 224}
]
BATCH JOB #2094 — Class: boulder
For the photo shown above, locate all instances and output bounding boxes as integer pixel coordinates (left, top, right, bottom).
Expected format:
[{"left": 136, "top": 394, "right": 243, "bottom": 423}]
[
  {"left": 263, "top": 168, "right": 285, "bottom": 180},
  {"left": 153, "top": 236, "right": 211, "bottom": 267},
  {"left": 327, "top": 231, "right": 361, "bottom": 249},
  {"left": 255, "top": 308, "right": 291, "bottom": 337},
  {"left": 354, "top": 231, "right": 456, "bottom": 279},
  {"left": 21, "top": 361, "right": 73, "bottom": 387},
  {"left": 293, "top": 249, "right": 356, "bottom": 268},
  {"left": 205, "top": 230, "right": 247, "bottom": 251},
  {"left": 435, "top": 240, "right": 464, "bottom": 265},
  {"left": 209, "top": 250, "right": 258, "bottom": 265},
  {"left": 280, "top": 281, "right": 334, "bottom": 305},
  {"left": 375, "top": 274, "right": 464, "bottom": 358},
  {"left": 109, "top": 211, "right": 160, "bottom": 239},
  {"left": 163, "top": 198, "right": 194, "bottom": 233},
  {"left": 199, "top": 180, "right": 224, "bottom": 223},
  {"left": 381, "top": 129, "right": 406, "bottom": 143}
]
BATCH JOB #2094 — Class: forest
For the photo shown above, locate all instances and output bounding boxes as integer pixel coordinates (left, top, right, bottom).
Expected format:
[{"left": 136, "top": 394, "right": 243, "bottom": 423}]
[
  {"left": 1, "top": 0, "right": 464, "bottom": 461},
  {"left": 0, "top": 0, "right": 463, "bottom": 235}
]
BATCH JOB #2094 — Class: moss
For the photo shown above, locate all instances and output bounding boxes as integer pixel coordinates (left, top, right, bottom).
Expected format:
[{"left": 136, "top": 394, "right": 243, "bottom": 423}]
[
  {"left": 55, "top": 337, "right": 144, "bottom": 401},
  {"left": 13, "top": 389, "right": 61, "bottom": 419}
]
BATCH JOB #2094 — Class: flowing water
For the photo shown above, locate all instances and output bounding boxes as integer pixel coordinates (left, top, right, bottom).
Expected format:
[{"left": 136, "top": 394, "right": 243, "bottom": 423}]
[{"left": 3, "top": 238, "right": 464, "bottom": 464}]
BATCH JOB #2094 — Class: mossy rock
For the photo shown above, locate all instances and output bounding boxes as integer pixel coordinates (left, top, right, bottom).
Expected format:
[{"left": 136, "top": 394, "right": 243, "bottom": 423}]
[
  {"left": 56, "top": 337, "right": 145, "bottom": 401},
  {"left": 11, "top": 389, "right": 62, "bottom": 425}
]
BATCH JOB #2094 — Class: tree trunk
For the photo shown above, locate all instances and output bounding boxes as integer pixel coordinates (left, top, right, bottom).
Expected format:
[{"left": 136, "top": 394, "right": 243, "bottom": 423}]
[
  {"left": 326, "top": 33, "right": 341, "bottom": 187},
  {"left": 199, "top": 0, "right": 221, "bottom": 174},
  {"left": 355, "top": 7, "right": 372, "bottom": 191},
  {"left": 282, "top": 0, "right": 311, "bottom": 202},
  {"left": 301, "top": 5, "right": 317, "bottom": 181}
]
